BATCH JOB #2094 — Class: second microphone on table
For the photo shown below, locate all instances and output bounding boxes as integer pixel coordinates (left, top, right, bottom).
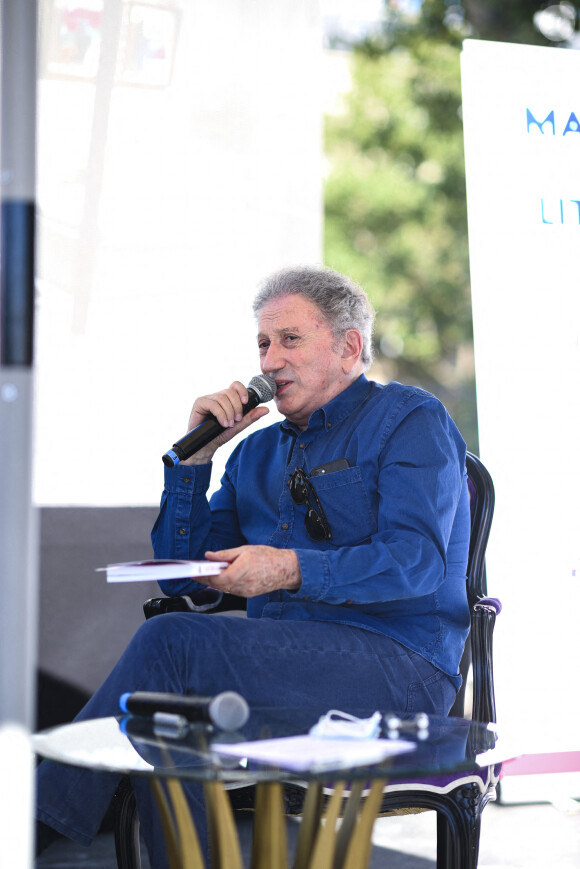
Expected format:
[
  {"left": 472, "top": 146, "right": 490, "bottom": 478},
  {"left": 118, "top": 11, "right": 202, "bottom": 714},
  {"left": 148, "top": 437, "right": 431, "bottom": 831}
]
[
  {"left": 162, "top": 374, "right": 277, "bottom": 467},
  {"left": 119, "top": 690, "right": 250, "bottom": 731}
]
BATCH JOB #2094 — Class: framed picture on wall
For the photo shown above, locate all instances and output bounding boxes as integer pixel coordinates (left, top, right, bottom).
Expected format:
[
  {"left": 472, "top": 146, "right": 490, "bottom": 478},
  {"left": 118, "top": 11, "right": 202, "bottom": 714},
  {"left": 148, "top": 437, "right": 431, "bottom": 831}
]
[{"left": 40, "top": 0, "right": 180, "bottom": 89}]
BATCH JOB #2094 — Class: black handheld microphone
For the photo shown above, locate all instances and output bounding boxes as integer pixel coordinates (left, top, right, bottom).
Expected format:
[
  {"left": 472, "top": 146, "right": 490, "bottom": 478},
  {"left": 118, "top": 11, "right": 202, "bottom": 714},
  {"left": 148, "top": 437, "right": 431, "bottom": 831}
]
[
  {"left": 119, "top": 690, "right": 250, "bottom": 731},
  {"left": 162, "top": 374, "right": 277, "bottom": 467}
]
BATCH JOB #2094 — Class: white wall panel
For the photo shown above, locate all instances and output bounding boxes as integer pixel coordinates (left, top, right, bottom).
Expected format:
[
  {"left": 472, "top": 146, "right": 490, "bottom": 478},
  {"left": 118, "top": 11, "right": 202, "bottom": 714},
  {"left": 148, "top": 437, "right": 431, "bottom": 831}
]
[
  {"left": 35, "top": 0, "right": 322, "bottom": 505},
  {"left": 461, "top": 40, "right": 580, "bottom": 751}
]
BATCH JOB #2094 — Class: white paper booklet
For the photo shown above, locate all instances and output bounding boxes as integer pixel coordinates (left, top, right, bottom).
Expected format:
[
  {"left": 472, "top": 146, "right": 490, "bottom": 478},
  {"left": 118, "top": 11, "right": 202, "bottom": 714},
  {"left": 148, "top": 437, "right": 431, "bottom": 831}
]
[
  {"left": 212, "top": 734, "right": 415, "bottom": 772},
  {"left": 97, "top": 559, "right": 228, "bottom": 583}
]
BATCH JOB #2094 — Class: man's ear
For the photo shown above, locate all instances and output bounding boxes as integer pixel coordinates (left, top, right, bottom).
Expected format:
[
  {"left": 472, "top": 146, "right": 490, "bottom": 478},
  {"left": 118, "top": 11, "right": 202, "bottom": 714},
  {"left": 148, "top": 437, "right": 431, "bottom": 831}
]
[{"left": 341, "top": 329, "right": 363, "bottom": 372}]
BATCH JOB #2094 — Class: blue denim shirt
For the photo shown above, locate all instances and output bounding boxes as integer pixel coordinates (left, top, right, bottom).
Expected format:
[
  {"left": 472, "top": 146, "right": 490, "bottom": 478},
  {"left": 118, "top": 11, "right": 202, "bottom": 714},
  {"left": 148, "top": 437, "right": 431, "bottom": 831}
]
[{"left": 151, "top": 375, "right": 470, "bottom": 677}]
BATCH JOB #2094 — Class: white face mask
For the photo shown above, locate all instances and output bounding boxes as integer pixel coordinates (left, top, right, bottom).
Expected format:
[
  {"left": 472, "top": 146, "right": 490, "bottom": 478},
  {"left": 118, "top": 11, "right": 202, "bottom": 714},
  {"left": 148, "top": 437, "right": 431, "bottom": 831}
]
[{"left": 309, "top": 709, "right": 383, "bottom": 740}]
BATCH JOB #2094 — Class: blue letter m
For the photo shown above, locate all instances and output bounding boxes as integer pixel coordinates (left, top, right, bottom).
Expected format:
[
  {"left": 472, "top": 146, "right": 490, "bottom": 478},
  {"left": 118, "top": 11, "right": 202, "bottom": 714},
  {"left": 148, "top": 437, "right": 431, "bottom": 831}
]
[{"left": 527, "top": 109, "right": 555, "bottom": 134}]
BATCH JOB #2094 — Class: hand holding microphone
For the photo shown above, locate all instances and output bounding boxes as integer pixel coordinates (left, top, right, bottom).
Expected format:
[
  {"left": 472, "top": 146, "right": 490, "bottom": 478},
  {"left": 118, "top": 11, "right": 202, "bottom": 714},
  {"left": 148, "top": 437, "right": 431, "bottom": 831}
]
[{"left": 163, "top": 374, "right": 277, "bottom": 467}]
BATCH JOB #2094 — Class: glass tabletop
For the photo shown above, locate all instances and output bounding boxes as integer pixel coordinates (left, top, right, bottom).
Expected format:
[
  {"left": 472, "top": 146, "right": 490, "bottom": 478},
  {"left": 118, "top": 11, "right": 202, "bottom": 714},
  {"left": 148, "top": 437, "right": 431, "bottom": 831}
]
[{"left": 33, "top": 708, "right": 499, "bottom": 785}]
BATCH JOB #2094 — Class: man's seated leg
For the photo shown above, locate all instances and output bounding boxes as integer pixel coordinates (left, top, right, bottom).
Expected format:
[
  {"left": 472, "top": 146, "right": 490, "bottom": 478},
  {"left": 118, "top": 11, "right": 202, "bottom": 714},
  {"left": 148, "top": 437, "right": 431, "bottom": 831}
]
[{"left": 36, "top": 611, "right": 457, "bottom": 868}]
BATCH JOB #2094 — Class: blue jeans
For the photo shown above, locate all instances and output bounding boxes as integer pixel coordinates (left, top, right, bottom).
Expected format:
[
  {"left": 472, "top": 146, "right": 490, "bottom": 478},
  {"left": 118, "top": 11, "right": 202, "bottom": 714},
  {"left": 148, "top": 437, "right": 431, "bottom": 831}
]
[{"left": 36, "top": 613, "right": 459, "bottom": 868}]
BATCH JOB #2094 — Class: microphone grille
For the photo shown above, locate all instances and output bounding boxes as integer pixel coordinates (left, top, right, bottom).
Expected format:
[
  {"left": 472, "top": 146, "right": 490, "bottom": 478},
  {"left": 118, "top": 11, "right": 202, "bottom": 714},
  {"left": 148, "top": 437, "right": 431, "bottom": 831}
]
[
  {"left": 209, "top": 691, "right": 250, "bottom": 731},
  {"left": 248, "top": 374, "right": 277, "bottom": 402}
]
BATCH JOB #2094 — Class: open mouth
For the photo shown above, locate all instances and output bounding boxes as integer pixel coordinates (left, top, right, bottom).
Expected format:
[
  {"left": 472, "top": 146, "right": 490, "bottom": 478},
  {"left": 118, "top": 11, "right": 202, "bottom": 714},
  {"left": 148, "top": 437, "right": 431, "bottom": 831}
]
[{"left": 275, "top": 380, "right": 292, "bottom": 395}]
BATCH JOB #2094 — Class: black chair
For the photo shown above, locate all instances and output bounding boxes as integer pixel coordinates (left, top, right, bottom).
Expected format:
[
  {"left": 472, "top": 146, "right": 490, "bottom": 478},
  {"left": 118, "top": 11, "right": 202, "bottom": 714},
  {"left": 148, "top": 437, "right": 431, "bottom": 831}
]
[
  {"left": 113, "top": 450, "right": 499, "bottom": 869},
  {"left": 277, "top": 450, "right": 499, "bottom": 869},
  {"left": 369, "top": 450, "right": 500, "bottom": 869}
]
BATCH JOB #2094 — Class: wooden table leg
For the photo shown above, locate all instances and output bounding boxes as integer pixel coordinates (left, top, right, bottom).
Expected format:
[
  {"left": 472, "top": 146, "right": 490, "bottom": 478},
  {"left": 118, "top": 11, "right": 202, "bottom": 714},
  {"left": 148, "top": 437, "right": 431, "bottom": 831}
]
[
  {"left": 150, "top": 777, "right": 206, "bottom": 869},
  {"left": 251, "top": 782, "right": 288, "bottom": 869},
  {"left": 204, "top": 780, "right": 244, "bottom": 869},
  {"left": 151, "top": 775, "right": 387, "bottom": 869}
]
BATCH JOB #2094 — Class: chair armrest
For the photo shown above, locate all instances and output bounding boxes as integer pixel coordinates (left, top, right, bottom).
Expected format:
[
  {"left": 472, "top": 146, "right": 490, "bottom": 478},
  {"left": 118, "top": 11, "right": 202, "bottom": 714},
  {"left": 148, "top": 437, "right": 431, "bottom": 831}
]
[
  {"left": 143, "top": 592, "right": 247, "bottom": 620},
  {"left": 471, "top": 599, "right": 500, "bottom": 724},
  {"left": 476, "top": 597, "right": 502, "bottom": 615}
]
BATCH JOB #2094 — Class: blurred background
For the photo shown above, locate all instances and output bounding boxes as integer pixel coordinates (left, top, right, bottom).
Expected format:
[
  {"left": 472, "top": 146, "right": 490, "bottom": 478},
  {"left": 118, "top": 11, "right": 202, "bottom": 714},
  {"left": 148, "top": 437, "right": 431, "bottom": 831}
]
[
  {"left": 322, "top": 0, "right": 580, "bottom": 449},
  {"left": 33, "top": 0, "right": 578, "bottom": 729}
]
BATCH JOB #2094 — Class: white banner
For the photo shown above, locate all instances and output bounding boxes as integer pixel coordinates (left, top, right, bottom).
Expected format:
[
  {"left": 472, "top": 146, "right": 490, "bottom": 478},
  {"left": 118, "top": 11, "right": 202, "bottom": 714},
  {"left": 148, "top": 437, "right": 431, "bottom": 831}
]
[{"left": 461, "top": 40, "right": 580, "bottom": 750}]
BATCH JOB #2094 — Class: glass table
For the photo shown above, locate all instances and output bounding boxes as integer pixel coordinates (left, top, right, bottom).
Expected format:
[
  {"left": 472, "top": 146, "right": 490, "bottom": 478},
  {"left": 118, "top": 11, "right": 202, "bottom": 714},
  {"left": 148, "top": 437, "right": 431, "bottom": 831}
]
[{"left": 33, "top": 709, "right": 503, "bottom": 869}]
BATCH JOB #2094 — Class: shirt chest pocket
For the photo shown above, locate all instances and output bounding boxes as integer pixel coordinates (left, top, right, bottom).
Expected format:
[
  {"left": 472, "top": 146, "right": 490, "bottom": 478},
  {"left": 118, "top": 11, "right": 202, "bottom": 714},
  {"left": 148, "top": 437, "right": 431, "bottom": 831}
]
[{"left": 312, "top": 466, "right": 377, "bottom": 547}]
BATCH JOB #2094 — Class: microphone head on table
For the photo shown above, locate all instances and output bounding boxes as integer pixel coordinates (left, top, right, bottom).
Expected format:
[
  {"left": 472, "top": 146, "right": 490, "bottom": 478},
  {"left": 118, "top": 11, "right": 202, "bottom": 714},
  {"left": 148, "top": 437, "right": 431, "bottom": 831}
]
[
  {"left": 208, "top": 691, "right": 250, "bottom": 731},
  {"left": 119, "top": 689, "right": 250, "bottom": 731}
]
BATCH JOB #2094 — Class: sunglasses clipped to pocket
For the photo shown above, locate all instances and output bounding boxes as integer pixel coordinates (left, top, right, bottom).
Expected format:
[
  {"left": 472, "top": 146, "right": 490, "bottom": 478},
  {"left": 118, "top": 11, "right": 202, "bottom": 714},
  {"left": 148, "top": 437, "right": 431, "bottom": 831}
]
[{"left": 288, "top": 459, "right": 350, "bottom": 541}]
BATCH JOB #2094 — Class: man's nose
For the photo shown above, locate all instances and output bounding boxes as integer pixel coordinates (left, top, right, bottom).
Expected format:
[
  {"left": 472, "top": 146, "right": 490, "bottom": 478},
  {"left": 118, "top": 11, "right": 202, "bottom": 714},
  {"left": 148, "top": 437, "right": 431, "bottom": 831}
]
[{"left": 261, "top": 343, "right": 284, "bottom": 373}]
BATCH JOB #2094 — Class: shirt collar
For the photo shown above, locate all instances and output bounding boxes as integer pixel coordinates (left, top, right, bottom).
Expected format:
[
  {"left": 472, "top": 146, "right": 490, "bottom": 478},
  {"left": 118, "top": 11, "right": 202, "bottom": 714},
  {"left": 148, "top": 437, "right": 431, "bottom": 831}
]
[{"left": 280, "top": 374, "right": 372, "bottom": 436}]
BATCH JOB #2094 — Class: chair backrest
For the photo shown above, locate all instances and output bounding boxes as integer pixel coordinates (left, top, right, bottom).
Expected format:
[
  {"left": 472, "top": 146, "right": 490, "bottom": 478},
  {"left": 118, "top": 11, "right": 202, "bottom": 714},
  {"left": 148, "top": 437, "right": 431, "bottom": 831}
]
[
  {"left": 448, "top": 451, "right": 496, "bottom": 719},
  {"left": 465, "top": 451, "right": 495, "bottom": 606}
]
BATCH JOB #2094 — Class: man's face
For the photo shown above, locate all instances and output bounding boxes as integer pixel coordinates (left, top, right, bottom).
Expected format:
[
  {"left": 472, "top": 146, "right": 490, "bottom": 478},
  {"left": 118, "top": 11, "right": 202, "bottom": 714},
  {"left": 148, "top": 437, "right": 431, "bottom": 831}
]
[{"left": 257, "top": 294, "right": 348, "bottom": 430}]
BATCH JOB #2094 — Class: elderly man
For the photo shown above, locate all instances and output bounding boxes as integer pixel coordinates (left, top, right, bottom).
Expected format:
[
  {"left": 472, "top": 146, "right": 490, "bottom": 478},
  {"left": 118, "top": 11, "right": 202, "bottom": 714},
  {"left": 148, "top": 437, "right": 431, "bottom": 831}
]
[{"left": 36, "top": 265, "right": 470, "bottom": 867}]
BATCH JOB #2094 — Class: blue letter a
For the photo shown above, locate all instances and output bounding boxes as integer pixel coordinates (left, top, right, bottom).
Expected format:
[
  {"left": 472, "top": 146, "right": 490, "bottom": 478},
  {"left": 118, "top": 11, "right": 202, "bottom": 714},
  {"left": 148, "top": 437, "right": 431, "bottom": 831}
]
[{"left": 563, "top": 112, "right": 580, "bottom": 136}]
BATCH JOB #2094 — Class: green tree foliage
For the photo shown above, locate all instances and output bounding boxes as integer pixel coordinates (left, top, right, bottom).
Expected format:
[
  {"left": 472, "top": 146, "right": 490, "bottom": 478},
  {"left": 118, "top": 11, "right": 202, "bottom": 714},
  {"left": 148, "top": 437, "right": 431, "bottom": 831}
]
[
  {"left": 462, "top": 0, "right": 566, "bottom": 45},
  {"left": 325, "top": 7, "right": 476, "bottom": 444},
  {"left": 323, "top": 0, "right": 575, "bottom": 449}
]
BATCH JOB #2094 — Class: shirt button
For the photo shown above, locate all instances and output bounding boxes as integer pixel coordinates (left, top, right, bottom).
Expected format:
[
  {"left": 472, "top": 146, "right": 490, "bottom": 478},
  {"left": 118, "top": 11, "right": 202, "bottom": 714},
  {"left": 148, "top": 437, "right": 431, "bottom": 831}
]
[
  {"left": 299, "top": 442, "right": 306, "bottom": 449},
  {"left": 178, "top": 527, "right": 188, "bottom": 536},
  {"left": 327, "top": 422, "right": 332, "bottom": 429},
  {"left": 182, "top": 476, "right": 191, "bottom": 483},
  {"left": 281, "top": 523, "right": 289, "bottom": 530}
]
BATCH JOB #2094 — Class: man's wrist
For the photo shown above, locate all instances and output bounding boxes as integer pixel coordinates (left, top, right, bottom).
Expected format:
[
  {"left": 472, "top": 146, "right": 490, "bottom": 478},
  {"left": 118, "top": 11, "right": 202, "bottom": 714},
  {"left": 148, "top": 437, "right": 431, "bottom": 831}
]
[
  {"left": 283, "top": 549, "right": 302, "bottom": 591},
  {"left": 182, "top": 450, "right": 215, "bottom": 466}
]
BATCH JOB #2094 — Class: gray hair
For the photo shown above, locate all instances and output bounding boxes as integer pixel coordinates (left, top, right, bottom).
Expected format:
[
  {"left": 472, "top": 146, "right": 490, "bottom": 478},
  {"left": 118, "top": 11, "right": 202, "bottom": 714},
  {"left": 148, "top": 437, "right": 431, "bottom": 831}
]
[{"left": 252, "top": 265, "right": 375, "bottom": 370}]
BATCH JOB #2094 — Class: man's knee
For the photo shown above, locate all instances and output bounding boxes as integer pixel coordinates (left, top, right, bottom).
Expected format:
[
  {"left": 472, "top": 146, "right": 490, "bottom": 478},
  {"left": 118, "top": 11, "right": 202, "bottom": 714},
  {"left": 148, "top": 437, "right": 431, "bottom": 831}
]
[
  {"left": 129, "top": 611, "right": 189, "bottom": 657},
  {"left": 130, "top": 611, "right": 221, "bottom": 657}
]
